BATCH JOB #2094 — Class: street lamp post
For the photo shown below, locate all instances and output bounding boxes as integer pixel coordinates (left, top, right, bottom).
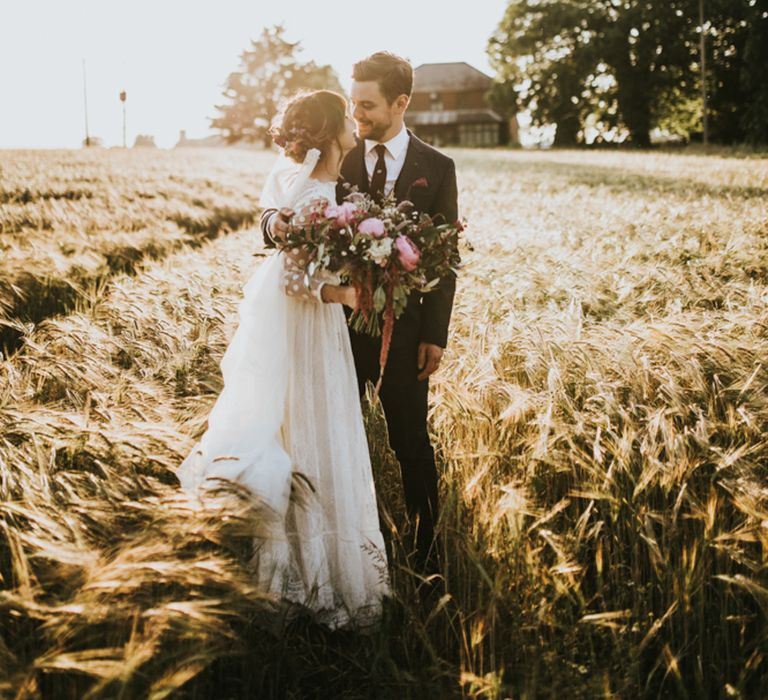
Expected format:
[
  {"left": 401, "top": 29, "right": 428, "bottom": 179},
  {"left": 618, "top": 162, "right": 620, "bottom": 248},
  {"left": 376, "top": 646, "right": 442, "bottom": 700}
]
[
  {"left": 82, "top": 59, "right": 91, "bottom": 147},
  {"left": 120, "top": 90, "right": 127, "bottom": 148}
]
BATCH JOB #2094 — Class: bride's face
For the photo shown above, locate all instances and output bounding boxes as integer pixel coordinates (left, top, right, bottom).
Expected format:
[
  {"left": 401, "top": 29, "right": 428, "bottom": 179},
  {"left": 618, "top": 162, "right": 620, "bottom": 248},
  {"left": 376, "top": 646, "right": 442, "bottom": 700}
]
[
  {"left": 339, "top": 115, "right": 357, "bottom": 154},
  {"left": 350, "top": 80, "right": 407, "bottom": 142}
]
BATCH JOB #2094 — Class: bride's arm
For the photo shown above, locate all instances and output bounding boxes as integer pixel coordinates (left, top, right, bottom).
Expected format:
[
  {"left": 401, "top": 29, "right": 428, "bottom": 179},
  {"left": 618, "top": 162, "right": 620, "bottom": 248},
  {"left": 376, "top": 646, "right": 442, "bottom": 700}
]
[
  {"left": 279, "top": 199, "right": 325, "bottom": 302},
  {"left": 281, "top": 199, "right": 357, "bottom": 307},
  {"left": 282, "top": 253, "right": 356, "bottom": 308},
  {"left": 282, "top": 249, "right": 325, "bottom": 302}
]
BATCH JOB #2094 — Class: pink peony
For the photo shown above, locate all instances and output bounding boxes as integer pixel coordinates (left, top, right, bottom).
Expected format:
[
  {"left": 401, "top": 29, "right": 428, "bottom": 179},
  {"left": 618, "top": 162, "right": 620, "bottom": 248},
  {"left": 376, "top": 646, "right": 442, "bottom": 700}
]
[
  {"left": 395, "top": 235, "right": 421, "bottom": 271},
  {"left": 324, "top": 202, "right": 358, "bottom": 226},
  {"left": 358, "top": 217, "right": 386, "bottom": 239}
]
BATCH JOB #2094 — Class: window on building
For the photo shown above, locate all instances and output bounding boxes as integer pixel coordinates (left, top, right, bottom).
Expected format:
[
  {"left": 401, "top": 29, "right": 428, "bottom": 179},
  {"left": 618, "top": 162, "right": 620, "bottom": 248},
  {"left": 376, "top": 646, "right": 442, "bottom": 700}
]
[
  {"left": 429, "top": 91, "right": 443, "bottom": 112},
  {"left": 458, "top": 123, "right": 498, "bottom": 146}
]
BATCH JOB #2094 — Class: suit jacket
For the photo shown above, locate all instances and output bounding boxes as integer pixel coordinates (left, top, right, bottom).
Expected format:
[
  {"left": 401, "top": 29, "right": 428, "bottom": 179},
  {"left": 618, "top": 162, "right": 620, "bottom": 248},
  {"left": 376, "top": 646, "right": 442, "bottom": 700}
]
[{"left": 260, "top": 129, "right": 459, "bottom": 349}]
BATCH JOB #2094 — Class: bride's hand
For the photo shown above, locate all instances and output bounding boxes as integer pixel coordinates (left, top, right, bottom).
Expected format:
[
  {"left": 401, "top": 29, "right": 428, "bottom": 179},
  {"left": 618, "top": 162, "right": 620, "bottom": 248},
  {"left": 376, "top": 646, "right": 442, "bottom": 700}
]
[
  {"left": 339, "top": 286, "right": 359, "bottom": 311},
  {"left": 320, "top": 284, "right": 358, "bottom": 310}
]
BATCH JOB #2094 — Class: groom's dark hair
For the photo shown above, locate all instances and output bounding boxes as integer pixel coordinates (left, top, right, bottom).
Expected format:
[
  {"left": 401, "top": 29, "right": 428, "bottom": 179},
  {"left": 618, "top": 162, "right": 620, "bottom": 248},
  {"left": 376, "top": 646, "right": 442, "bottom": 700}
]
[{"left": 352, "top": 52, "right": 413, "bottom": 104}]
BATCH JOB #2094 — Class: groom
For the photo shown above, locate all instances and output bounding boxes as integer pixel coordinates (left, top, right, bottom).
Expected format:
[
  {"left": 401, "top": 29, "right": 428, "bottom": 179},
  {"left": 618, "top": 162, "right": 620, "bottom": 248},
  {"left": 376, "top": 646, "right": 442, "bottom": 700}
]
[{"left": 260, "top": 52, "right": 459, "bottom": 577}]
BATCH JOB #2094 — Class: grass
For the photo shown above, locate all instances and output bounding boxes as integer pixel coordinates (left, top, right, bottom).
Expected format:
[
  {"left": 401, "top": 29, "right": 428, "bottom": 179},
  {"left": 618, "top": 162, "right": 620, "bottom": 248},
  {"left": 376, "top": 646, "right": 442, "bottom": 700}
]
[
  {"left": 0, "top": 146, "right": 767, "bottom": 698},
  {"left": 0, "top": 148, "right": 273, "bottom": 354}
]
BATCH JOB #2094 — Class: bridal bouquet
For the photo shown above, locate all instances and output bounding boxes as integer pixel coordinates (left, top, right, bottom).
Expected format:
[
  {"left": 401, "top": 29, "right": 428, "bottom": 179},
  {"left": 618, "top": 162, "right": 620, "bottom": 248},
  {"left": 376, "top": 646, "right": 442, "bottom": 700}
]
[{"left": 275, "top": 185, "right": 463, "bottom": 388}]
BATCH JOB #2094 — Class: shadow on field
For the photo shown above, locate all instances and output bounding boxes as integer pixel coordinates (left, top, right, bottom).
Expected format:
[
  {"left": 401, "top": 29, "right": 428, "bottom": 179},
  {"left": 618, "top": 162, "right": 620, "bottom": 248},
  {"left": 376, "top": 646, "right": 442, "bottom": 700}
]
[
  {"left": 0, "top": 209, "right": 258, "bottom": 358},
  {"left": 175, "top": 603, "right": 449, "bottom": 700}
]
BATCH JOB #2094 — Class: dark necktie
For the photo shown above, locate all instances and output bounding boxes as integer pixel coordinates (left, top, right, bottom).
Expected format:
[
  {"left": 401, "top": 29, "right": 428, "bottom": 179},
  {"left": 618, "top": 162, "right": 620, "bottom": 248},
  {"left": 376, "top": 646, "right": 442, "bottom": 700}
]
[{"left": 369, "top": 144, "right": 387, "bottom": 203}]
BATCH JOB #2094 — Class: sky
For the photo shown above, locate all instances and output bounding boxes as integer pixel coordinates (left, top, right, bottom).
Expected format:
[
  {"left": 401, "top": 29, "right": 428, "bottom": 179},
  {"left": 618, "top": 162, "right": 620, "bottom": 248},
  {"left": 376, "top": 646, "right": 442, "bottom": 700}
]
[{"left": 0, "top": 0, "right": 509, "bottom": 149}]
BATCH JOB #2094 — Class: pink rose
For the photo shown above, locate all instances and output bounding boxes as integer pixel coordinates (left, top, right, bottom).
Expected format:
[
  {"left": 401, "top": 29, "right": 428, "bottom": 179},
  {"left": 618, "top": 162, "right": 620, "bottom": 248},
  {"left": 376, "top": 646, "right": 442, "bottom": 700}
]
[
  {"left": 324, "top": 202, "right": 358, "bottom": 226},
  {"left": 358, "top": 217, "right": 386, "bottom": 238},
  {"left": 395, "top": 235, "right": 421, "bottom": 271}
]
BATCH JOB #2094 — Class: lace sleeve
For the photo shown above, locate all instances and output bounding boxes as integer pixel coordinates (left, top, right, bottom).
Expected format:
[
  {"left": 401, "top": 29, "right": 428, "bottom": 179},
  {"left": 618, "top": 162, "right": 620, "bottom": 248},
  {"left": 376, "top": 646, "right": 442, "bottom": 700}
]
[
  {"left": 282, "top": 246, "right": 325, "bottom": 303},
  {"left": 281, "top": 187, "right": 332, "bottom": 303}
]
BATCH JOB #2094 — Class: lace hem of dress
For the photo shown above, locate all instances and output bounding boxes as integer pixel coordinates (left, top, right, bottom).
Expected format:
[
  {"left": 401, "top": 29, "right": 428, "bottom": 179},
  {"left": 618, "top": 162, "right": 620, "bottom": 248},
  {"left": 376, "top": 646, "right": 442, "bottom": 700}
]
[
  {"left": 278, "top": 589, "right": 386, "bottom": 632},
  {"left": 247, "top": 529, "right": 389, "bottom": 631}
]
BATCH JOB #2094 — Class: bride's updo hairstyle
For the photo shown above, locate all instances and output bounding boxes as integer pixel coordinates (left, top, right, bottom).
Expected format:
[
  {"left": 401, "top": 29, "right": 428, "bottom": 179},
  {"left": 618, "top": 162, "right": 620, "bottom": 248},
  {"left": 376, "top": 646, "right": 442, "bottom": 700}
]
[{"left": 270, "top": 90, "right": 348, "bottom": 163}]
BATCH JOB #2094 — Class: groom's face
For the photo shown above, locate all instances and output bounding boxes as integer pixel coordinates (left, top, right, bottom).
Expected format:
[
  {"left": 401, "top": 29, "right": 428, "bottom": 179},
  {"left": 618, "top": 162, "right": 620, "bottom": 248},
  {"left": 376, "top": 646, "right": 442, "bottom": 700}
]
[{"left": 350, "top": 80, "right": 406, "bottom": 142}]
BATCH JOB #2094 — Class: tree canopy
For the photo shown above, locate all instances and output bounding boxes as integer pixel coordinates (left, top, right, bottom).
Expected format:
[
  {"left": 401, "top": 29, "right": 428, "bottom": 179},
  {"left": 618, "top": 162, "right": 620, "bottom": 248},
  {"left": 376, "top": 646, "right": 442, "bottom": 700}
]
[
  {"left": 489, "top": 0, "right": 768, "bottom": 146},
  {"left": 210, "top": 26, "right": 343, "bottom": 146}
]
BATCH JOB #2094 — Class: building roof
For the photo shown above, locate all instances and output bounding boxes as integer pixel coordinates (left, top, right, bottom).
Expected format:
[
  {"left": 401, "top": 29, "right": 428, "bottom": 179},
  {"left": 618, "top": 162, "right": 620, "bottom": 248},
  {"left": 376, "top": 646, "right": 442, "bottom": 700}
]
[
  {"left": 406, "top": 109, "right": 503, "bottom": 126},
  {"left": 412, "top": 62, "right": 494, "bottom": 92}
]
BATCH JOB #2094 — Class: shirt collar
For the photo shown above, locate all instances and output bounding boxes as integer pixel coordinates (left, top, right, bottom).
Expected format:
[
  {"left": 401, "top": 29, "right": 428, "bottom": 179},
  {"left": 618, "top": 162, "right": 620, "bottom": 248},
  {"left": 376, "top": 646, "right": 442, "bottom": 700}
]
[{"left": 365, "top": 123, "right": 409, "bottom": 159}]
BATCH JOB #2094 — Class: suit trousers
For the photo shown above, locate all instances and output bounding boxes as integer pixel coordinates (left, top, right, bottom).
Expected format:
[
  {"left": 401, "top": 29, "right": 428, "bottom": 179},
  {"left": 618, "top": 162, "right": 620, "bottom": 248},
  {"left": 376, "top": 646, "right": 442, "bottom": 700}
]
[{"left": 348, "top": 328, "right": 439, "bottom": 575}]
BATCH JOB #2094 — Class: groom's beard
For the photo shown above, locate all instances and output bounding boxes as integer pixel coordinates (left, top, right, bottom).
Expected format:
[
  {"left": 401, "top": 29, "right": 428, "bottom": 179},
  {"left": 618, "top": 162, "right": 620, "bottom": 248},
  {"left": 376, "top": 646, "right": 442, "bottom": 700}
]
[{"left": 357, "top": 118, "right": 392, "bottom": 142}]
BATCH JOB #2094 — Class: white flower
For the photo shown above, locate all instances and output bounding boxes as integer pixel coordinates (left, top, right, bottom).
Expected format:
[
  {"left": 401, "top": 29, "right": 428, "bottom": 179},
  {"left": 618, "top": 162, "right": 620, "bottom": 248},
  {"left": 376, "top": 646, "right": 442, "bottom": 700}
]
[{"left": 365, "top": 237, "right": 394, "bottom": 265}]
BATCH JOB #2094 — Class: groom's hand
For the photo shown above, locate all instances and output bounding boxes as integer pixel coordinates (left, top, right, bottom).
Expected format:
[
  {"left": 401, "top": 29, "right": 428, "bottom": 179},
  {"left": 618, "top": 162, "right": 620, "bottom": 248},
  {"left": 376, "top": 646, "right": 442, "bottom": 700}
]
[
  {"left": 269, "top": 208, "right": 294, "bottom": 242},
  {"left": 417, "top": 342, "right": 443, "bottom": 381}
]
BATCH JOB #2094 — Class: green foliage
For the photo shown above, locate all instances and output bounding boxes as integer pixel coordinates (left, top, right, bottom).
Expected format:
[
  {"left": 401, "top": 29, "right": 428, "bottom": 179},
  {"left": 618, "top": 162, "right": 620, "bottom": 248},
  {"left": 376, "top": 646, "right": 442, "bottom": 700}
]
[
  {"left": 738, "top": 1, "right": 768, "bottom": 145},
  {"left": 489, "top": 0, "right": 768, "bottom": 146},
  {"left": 210, "top": 25, "right": 342, "bottom": 147},
  {"left": 486, "top": 79, "right": 518, "bottom": 121},
  {"left": 489, "top": 1, "right": 600, "bottom": 146},
  {"left": 601, "top": 0, "right": 696, "bottom": 146},
  {"left": 703, "top": 0, "right": 752, "bottom": 144},
  {"left": 487, "top": 80, "right": 522, "bottom": 146}
]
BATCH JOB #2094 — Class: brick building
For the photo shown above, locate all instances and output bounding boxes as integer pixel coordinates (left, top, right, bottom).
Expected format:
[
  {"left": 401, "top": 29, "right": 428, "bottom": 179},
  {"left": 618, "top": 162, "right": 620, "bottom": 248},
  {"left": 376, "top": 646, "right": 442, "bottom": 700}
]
[{"left": 405, "top": 62, "right": 517, "bottom": 147}]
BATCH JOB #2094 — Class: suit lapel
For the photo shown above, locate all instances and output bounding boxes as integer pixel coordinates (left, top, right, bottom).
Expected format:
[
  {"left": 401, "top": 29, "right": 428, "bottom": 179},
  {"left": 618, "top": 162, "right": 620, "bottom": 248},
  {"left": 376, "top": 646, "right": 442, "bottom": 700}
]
[
  {"left": 394, "top": 130, "right": 427, "bottom": 203},
  {"left": 337, "top": 139, "right": 368, "bottom": 203}
]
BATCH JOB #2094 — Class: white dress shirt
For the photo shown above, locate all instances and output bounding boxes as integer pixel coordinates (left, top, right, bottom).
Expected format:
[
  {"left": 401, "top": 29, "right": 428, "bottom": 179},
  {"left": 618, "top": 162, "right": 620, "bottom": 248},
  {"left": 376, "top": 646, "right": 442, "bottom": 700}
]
[{"left": 364, "top": 123, "right": 410, "bottom": 197}]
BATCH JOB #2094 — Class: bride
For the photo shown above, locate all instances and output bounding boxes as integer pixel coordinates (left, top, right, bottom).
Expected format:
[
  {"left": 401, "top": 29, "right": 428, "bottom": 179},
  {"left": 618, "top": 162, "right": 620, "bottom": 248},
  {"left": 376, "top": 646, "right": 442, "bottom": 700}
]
[{"left": 175, "top": 89, "right": 390, "bottom": 629}]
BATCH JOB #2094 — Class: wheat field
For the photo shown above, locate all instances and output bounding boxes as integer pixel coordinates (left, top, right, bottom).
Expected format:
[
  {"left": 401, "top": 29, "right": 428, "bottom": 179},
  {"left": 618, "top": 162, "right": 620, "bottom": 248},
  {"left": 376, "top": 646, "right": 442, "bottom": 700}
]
[{"left": 1, "top": 147, "right": 767, "bottom": 699}]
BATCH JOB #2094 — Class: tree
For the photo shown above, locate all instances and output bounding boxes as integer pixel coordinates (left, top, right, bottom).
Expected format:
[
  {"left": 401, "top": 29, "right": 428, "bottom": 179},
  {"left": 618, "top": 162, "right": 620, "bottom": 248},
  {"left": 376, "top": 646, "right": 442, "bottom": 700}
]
[
  {"left": 490, "top": 0, "right": 768, "bottom": 147},
  {"left": 486, "top": 79, "right": 518, "bottom": 121},
  {"left": 488, "top": 1, "right": 599, "bottom": 146},
  {"left": 488, "top": 1, "right": 700, "bottom": 147},
  {"left": 599, "top": 0, "right": 697, "bottom": 147},
  {"left": 486, "top": 79, "right": 520, "bottom": 145},
  {"left": 210, "top": 25, "right": 343, "bottom": 147},
  {"left": 740, "top": 3, "right": 768, "bottom": 145},
  {"left": 698, "top": 0, "right": 768, "bottom": 145},
  {"left": 698, "top": 0, "right": 751, "bottom": 143}
]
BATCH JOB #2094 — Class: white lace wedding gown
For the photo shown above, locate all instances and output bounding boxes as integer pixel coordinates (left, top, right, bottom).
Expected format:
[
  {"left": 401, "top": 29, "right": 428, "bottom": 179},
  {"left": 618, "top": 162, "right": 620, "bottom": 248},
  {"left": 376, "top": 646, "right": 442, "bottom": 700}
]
[{"left": 176, "top": 176, "right": 390, "bottom": 630}]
